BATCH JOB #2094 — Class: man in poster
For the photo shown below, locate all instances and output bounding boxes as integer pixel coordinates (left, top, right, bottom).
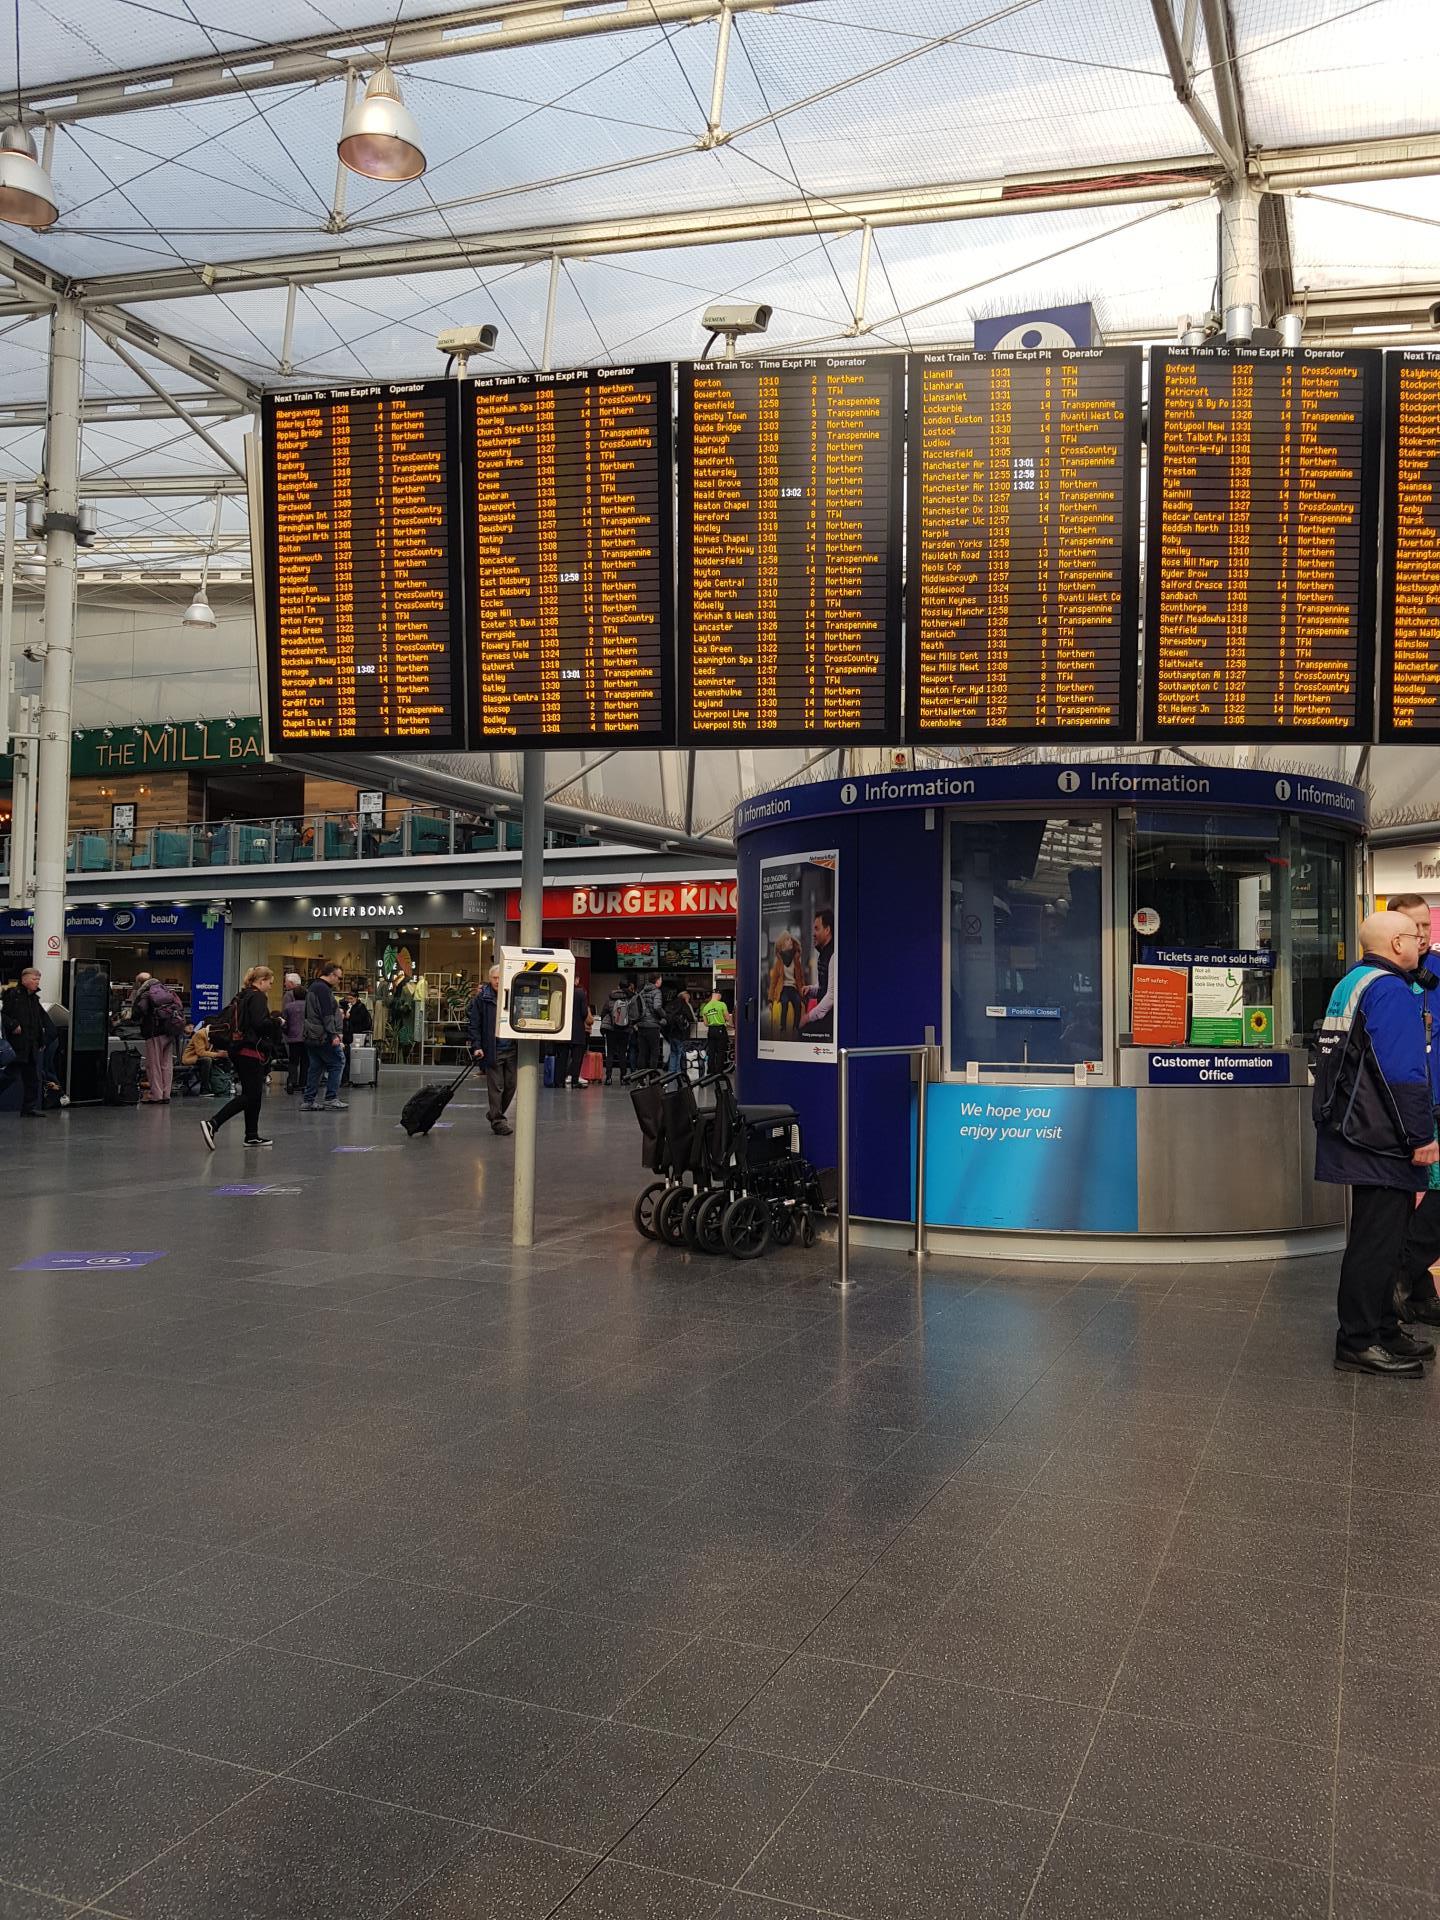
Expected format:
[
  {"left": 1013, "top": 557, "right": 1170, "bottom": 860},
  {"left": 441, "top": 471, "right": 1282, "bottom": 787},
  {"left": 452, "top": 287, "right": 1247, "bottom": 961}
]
[{"left": 802, "top": 909, "right": 835, "bottom": 1042}]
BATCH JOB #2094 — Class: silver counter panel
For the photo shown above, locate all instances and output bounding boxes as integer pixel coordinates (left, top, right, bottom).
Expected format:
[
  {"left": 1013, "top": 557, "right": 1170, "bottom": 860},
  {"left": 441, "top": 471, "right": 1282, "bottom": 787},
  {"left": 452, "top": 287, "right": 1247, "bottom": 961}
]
[{"left": 1134, "top": 1084, "right": 1343, "bottom": 1235}]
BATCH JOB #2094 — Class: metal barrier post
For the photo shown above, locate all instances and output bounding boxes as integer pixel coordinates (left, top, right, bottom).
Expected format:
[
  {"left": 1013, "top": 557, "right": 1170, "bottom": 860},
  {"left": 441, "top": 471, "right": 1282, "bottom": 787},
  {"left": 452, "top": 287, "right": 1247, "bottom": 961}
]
[
  {"left": 913, "top": 1048, "right": 929, "bottom": 1262},
  {"left": 836, "top": 1048, "right": 852, "bottom": 1291}
]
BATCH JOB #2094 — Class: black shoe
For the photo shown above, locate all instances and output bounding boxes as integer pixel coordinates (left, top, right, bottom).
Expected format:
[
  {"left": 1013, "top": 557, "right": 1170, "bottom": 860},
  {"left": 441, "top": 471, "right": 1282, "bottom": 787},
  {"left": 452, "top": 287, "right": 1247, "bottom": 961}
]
[
  {"left": 1336, "top": 1339, "right": 1424, "bottom": 1377},
  {"left": 244, "top": 1136, "right": 274, "bottom": 1147},
  {"left": 1385, "top": 1330, "right": 1437, "bottom": 1360},
  {"left": 491, "top": 1120, "right": 513, "bottom": 1135},
  {"left": 1406, "top": 1294, "right": 1440, "bottom": 1327}
]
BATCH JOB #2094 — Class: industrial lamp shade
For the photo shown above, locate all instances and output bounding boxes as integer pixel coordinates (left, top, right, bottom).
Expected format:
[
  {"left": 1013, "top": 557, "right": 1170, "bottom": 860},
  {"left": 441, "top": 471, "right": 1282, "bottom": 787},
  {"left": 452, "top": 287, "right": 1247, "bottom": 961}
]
[
  {"left": 181, "top": 585, "right": 217, "bottom": 630},
  {"left": 0, "top": 125, "right": 58, "bottom": 231},
  {"left": 337, "top": 67, "right": 426, "bottom": 182}
]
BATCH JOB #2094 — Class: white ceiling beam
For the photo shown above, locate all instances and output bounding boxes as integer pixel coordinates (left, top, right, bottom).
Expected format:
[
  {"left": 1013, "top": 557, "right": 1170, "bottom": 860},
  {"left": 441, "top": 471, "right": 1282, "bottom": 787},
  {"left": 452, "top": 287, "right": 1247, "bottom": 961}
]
[
  {"left": 1148, "top": 0, "right": 1241, "bottom": 176},
  {"left": 25, "top": 0, "right": 812, "bottom": 125},
  {"left": 1199, "top": 0, "right": 1249, "bottom": 167},
  {"left": 81, "top": 305, "right": 261, "bottom": 406},
  {"left": 0, "top": 394, "right": 244, "bottom": 428},
  {"left": 60, "top": 130, "right": 1440, "bottom": 309}
]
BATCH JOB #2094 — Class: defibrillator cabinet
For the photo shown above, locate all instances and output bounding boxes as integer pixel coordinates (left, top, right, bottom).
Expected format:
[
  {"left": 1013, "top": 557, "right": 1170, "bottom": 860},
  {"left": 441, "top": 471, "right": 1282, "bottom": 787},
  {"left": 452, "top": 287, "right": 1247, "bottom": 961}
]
[{"left": 498, "top": 947, "right": 575, "bottom": 1041}]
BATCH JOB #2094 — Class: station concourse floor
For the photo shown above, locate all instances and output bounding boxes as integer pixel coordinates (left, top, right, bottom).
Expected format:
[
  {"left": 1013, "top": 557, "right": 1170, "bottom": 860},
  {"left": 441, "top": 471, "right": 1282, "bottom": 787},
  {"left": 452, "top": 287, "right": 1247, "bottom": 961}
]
[{"left": 0, "top": 1076, "right": 1434, "bottom": 1920}]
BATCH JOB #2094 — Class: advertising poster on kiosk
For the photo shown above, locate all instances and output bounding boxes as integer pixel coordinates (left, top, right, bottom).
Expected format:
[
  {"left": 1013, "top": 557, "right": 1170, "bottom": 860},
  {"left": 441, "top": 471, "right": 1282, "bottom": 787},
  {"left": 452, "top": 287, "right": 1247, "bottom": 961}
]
[{"left": 758, "top": 851, "right": 838, "bottom": 1063}]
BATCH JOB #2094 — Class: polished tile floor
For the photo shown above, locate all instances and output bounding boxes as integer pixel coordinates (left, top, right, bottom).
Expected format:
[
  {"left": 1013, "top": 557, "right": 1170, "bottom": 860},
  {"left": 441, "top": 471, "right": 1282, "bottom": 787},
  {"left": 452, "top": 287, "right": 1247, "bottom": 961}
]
[{"left": 0, "top": 1077, "right": 1431, "bottom": 1918}]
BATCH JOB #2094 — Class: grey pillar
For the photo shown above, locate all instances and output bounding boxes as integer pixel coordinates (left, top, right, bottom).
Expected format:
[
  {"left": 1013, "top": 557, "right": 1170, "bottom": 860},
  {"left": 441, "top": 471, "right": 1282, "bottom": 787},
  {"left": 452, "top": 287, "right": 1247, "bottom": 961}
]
[{"left": 511, "top": 748, "right": 545, "bottom": 1248}]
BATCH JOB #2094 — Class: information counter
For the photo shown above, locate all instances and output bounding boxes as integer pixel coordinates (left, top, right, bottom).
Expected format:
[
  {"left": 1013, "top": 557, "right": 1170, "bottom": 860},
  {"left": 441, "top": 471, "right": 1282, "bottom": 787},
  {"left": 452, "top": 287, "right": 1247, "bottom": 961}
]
[{"left": 734, "top": 763, "right": 1363, "bottom": 1258}]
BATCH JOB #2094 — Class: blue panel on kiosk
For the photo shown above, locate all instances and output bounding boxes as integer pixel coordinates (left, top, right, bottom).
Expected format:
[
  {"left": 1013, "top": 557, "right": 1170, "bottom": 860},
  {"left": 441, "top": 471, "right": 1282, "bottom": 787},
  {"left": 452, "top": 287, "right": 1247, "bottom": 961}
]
[
  {"left": 1146, "top": 1050, "right": 1290, "bottom": 1085},
  {"left": 918, "top": 1085, "right": 1139, "bottom": 1234}
]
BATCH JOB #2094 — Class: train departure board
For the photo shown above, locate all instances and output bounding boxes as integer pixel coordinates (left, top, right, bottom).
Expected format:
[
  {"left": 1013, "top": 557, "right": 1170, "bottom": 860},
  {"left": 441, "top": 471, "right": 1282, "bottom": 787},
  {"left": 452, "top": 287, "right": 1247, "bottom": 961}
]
[
  {"left": 464, "top": 364, "right": 674, "bottom": 746},
  {"left": 906, "top": 348, "right": 1141, "bottom": 741},
  {"left": 678, "top": 355, "right": 903, "bottom": 744},
  {"left": 1381, "top": 350, "right": 1440, "bottom": 741},
  {"left": 261, "top": 382, "right": 464, "bottom": 751},
  {"left": 1144, "top": 346, "right": 1381, "bottom": 741}
]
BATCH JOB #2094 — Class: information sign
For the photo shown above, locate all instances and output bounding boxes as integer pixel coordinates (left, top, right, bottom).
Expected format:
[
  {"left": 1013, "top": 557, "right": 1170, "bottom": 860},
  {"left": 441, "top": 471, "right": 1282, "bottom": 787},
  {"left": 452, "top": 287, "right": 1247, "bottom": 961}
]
[
  {"left": 1130, "top": 965, "right": 1188, "bottom": 1046},
  {"left": 464, "top": 364, "right": 674, "bottom": 746},
  {"left": 1190, "top": 964, "right": 1244, "bottom": 1044},
  {"left": 1143, "top": 346, "right": 1381, "bottom": 741},
  {"left": 905, "top": 348, "right": 1141, "bottom": 741},
  {"left": 262, "top": 381, "right": 464, "bottom": 751},
  {"left": 1380, "top": 349, "right": 1440, "bottom": 741},
  {"left": 678, "top": 355, "right": 903, "bottom": 744}
]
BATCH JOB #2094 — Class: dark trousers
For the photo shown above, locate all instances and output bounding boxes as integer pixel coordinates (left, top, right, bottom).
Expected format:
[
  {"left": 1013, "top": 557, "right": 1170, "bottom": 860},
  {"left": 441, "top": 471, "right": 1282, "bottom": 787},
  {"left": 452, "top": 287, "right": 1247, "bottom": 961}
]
[
  {"left": 486, "top": 1052, "right": 516, "bottom": 1126},
  {"left": 605, "top": 1029, "right": 627, "bottom": 1082},
  {"left": 705, "top": 1026, "right": 729, "bottom": 1077},
  {"left": 286, "top": 1039, "right": 306, "bottom": 1093},
  {"left": 3, "top": 1056, "right": 39, "bottom": 1114},
  {"left": 636, "top": 1026, "right": 662, "bottom": 1073},
  {"left": 1339, "top": 1183, "right": 1415, "bottom": 1349},
  {"left": 562, "top": 1041, "right": 589, "bottom": 1085},
  {"left": 1400, "top": 1189, "right": 1440, "bottom": 1306},
  {"left": 212, "top": 1055, "right": 267, "bottom": 1140}
]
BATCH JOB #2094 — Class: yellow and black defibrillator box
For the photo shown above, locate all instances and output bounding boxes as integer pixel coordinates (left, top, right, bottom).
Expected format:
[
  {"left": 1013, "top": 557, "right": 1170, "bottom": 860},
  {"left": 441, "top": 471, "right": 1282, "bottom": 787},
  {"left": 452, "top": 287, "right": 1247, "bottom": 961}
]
[{"left": 498, "top": 946, "right": 575, "bottom": 1040}]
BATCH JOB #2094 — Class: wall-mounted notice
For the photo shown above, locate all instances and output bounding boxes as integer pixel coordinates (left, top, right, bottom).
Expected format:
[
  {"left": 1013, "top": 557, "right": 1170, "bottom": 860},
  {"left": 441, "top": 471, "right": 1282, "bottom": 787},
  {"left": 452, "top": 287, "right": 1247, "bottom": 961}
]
[
  {"left": 1130, "top": 964, "right": 1188, "bottom": 1046},
  {"left": 1189, "top": 964, "right": 1244, "bottom": 1044},
  {"left": 758, "top": 850, "right": 838, "bottom": 1063}
]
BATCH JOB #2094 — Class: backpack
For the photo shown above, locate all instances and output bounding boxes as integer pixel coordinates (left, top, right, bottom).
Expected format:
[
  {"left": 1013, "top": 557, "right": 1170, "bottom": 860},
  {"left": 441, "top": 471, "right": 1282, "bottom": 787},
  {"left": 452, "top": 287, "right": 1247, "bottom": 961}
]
[
  {"left": 608, "top": 993, "right": 630, "bottom": 1029},
  {"left": 665, "top": 1001, "right": 691, "bottom": 1042},
  {"left": 104, "top": 1044, "right": 142, "bottom": 1107},
  {"left": 207, "top": 993, "right": 244, "bottom": 1056},
  {"left": 135, "top": 982, "right": 184, "bottom": 1040}
]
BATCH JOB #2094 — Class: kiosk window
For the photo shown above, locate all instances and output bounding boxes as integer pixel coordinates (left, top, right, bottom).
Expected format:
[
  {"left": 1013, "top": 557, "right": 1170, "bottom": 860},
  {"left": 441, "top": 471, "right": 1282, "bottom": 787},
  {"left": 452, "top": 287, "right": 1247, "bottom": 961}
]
[
  {"left": 948, "top": 817, "right": 1103, "bottom": 1072},
  {"left": 1291, "top": 828, "right": 1348, "bottom": 1040}
]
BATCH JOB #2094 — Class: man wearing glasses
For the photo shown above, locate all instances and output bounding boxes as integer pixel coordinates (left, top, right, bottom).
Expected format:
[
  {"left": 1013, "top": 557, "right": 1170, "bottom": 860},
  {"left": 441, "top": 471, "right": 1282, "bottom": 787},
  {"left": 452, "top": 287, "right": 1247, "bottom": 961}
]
[{"left": 1314, "top": 910, "right": 1438, "bottom": 1378}]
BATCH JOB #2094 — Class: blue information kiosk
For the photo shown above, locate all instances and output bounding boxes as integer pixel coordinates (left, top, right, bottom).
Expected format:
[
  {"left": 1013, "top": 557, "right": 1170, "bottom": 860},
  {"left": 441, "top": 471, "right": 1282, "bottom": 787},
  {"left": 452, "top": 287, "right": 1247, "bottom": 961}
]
[{"left": 735, "top": 763, "right": 1365, "bottom": 1259}]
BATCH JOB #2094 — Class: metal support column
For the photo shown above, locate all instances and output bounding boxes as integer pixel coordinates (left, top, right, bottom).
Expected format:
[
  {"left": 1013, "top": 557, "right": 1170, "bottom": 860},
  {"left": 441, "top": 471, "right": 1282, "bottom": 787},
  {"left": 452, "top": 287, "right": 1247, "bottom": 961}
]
[
  {"left": 32, "top": 297, "right": 83, "bottom": 1002},
  {"left": 542, "top": 256, "right": 561, "bottom": 374},
  {"left": 704, "top": 0, "right": 734, "bottom": 145},
  {"left": 0, "top": 480, "right": 15, "bottom": 754},
  {"left": 511, "top": 747, "right": 546, "bottom": 1248},
  {"left": 1218, "top": 178, "right": 1262, "bottom": 326}
]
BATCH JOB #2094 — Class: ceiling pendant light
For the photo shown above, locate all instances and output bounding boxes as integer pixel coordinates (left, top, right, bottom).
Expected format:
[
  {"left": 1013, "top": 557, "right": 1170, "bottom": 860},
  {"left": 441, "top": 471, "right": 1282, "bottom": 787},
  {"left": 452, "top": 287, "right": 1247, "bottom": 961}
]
[
  {"left": 181, "top": 584, "right": 216, "bottom": 629},
  {"left": 1, "top": 2, "right": 57, "bottom": 231},
  {"left": 337, "top": 66, "right": 426, "bottom": 182}
]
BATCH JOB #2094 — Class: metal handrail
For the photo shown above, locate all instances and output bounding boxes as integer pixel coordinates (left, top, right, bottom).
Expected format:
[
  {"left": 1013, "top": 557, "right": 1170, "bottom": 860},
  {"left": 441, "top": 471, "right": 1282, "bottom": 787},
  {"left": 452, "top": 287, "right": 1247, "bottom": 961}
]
[{"left": 836, "top": 1043, "right": 937, "bottom": 1292}]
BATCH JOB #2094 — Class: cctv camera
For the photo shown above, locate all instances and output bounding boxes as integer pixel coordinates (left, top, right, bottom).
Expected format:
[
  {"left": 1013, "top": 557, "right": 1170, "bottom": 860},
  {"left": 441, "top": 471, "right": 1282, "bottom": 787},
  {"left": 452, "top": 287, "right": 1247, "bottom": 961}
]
[
  {"left": 702, "top": 303, "right": 771, "bottom": 337},
  {"left": 436, "top": 325, "right": 498, "bottom": 355}
]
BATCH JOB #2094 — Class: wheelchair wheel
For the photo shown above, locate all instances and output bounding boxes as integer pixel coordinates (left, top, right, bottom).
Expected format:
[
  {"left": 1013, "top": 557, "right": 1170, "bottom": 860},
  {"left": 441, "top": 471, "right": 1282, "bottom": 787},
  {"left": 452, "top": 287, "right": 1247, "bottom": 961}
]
[
  {"left": 722, "top": 1193, "right": 772, "bottom": 1261},
  {"left": 693, "top": 1188, "right": 729, "bottom": 1256},
  {"left": 656, "top": 1184, "right": 692, "bottom": 1247},
  {"left": 799, "top": 1210, "right": 817, "bottom": 1249},
  {"left": 682, "top": 1189, "right": 713, "bottom": 1249},
  {"left": 633, "top": 1180, "right": 666, "bottom": 1241},
  {"left": 771, "top": 1206, "right": 796, "bottom": 1248}
]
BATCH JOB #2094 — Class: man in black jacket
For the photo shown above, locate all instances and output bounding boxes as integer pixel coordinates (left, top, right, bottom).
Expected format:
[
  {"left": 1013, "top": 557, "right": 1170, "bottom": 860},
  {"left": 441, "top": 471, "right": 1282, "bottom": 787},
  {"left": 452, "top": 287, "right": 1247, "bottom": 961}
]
[
  {"left": 634, "top": 974, "right": 664, "bottom": 1074},
  {"left": 467, "top": 963, "right": 515, "bottom": 1135},
  {"left": 2, "top": 967, "right": 53, "bottom": 1117},
  {"left": 300, "top": 962, "right": 348, "bottom": 1113}
]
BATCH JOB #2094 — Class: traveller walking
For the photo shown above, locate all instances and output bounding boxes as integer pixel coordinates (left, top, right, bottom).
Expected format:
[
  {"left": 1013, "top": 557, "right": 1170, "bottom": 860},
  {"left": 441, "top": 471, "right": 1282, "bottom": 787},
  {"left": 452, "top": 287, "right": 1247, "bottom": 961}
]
[
  {"left": 666, "top": 988, "right": 695, "bottom": 1080},
  {"left": 467, "top": 962, "right": 516, "bottom": 1134},
  {"left": 601, "top": 983, "right": 629, "bottom": 1085},
  {"left": 700, "top": 986, "right": 730, "bottom": 1077},
  {"left": 561, "top": 981, "right": 592, "bottom": 1087},
  {"left": 635, "top": 973, "right": 665, "bottom": 1074},
  {"left": 133, "top": 970, "right": 184, "bottom": 1104},
  {"left": 201, "top": 966, "right": 281, "bottom": 1150},
  {"left": 1314, "top": 909, "right": 1438, "bottom": 1377},
  {"left": 2, "top": 966, "right": 53, "bottom": 1118},
  {"left": 300, "top": 961, "right": 348, "bottom": 1112},
  {"left": 1387, "top": 893, "right": 1440, "bottom": 1326},
  {"left": 281, "top": 973, "right": 306, "bottom": 1094}
]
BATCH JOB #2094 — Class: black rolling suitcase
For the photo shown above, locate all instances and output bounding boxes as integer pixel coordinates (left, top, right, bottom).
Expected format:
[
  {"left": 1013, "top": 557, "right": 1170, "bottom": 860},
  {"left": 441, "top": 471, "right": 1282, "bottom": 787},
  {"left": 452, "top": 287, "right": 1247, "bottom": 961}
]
[{"left": 400, "top": 1059, "right": 475, "bottom": 1137}]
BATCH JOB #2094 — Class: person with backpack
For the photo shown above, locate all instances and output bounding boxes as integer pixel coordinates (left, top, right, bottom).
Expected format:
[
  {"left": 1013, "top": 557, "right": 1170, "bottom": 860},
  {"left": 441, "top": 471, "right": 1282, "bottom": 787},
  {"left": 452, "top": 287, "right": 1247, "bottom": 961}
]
[
  {"left": 132, "top": 970, "right": 184, "bottom": 1104},
  {"left": 301, "top": 961, "right": 348, "bottom": 1113},
  {"left": 200, "top": 967, "right": 281, "bottom": 1150},
  {"left": 600, "top": 983, "right": 630, "bottom": 1086},
  {"left": 665, "top": 988, "right": 695, "bottom": 1081},
  {"left": 635, "top": 973, "right": 665, "bottom": 1074},
  {"left": 1, "top": 966, "right": 53, "bottom": 1118},
  {"left": 1314, "top": 910, "right": 1439, "bottom": 1377}
]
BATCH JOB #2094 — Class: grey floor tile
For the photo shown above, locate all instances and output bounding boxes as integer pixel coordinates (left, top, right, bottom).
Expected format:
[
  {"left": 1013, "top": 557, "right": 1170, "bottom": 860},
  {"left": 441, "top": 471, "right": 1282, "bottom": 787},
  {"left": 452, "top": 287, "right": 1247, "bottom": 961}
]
[
  {"left": 262, "top": 1576, "right": 516, "bottom": 1676},
  {"left": 741, "top": 1766, "right": 1054, "bottom": 1920},
  {"left": 0, "top": 1730, "right": 258, "bottom": 1907},
  {"left": 617, "top": 1744, "right": 818, "bottom": 1885},
  {"left": 1340, "top": 1662, "right": 1440, "bottom": 1770},
  {"left": 0, "top": 1884, "right": 83, "bottom": 1917},
  {"left": 1028, "top": 1817, "right": 1330, "bottom": 1919},
  {"left": 835, "top": 1670, "right": 1098, "bottom": 1813},
  {"left": 3, "top": 1529, "right": 218, "bottom": 1610},
  {"left": 505, "top": 1721, "right": 704, "bottom": 1854},
  {"left": 0, "top": 1614, "right": 231, "bottom": 1728},
  {"left": 1142, "top": 1560, "right": 1345, "bottom": 1653},
  {"left": 792, "top": 1576, "right": 942, "bottom": 1667},
  {"left": 1184, "top": 1468, "right": 1349, "bottom": 1532},
  {"left": 722, "top": 1653, "right": 888, "bottom": 1762},
  {"left": 110, "top": 1644, "right": 404, "bottom": 1772},
  {"left": 116, "top": 1549, "right": 357, "bottom": 1639},
  {"left": 1336, "top": 1751, "right": 1440, "bottom": 1896},
  {"left": 904, "top": 1586, "right": 1133, "bottom": 1708},
  {"left": 292, "top": 1681, "right": 594, "bottom": 1824},
  {"left": 385, "top": 1830, "right": 599, "bottom": 1919},
  {"left": 97, "top": 1776, "right": 470, "bottom": 1920},
  {"left": 1164, "top": 1508, "right": 1350, "bottom": 1589},
  {"left": 1112, "top": 1627, "right": 1341, "bottom": 1747},
  {"left": 433, "top": 1606, "right": 690, "bottom": 1717},
  {"left": 1071, "top": 1711, "right": 1332, "bottom": 1869},
  {"left": 550, "top": 1863, "right": 728, "bottom": 1920},
  {"left": 1332, "top": 1878, "right": 1440, "bottom": 1919},
  {"left": 618, "top": 1639, "right": 785, "bottom": 1739}
]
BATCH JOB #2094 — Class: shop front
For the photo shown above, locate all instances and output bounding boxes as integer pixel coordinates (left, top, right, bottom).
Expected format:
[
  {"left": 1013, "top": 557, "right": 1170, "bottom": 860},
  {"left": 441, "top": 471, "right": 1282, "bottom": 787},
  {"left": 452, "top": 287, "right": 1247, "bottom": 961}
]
[
  {"left": 508, "top": 878, "right": 738, "bottom": 1007},
  {"left": 231, "top": 889, "right": 496, "bottom": 1067},
  {"left": 735, "top": 765, "right": 1366, "bottom": 1260},
  {"left": 1370, "top": 838, "right": 1440, "bottom": 914},
  {"left": 0, "top": 903, "right": 227, "bottom": 1020}
]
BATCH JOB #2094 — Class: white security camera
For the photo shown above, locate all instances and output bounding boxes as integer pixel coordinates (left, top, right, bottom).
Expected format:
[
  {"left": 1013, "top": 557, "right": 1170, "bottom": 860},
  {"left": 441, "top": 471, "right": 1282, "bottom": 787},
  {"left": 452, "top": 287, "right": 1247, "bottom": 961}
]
[
  {"left": 701, "top": 303, "right": 771, "bottom": 337},
  {"left": 436, "top": 324, "right": 498, "bottom": 354}
]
